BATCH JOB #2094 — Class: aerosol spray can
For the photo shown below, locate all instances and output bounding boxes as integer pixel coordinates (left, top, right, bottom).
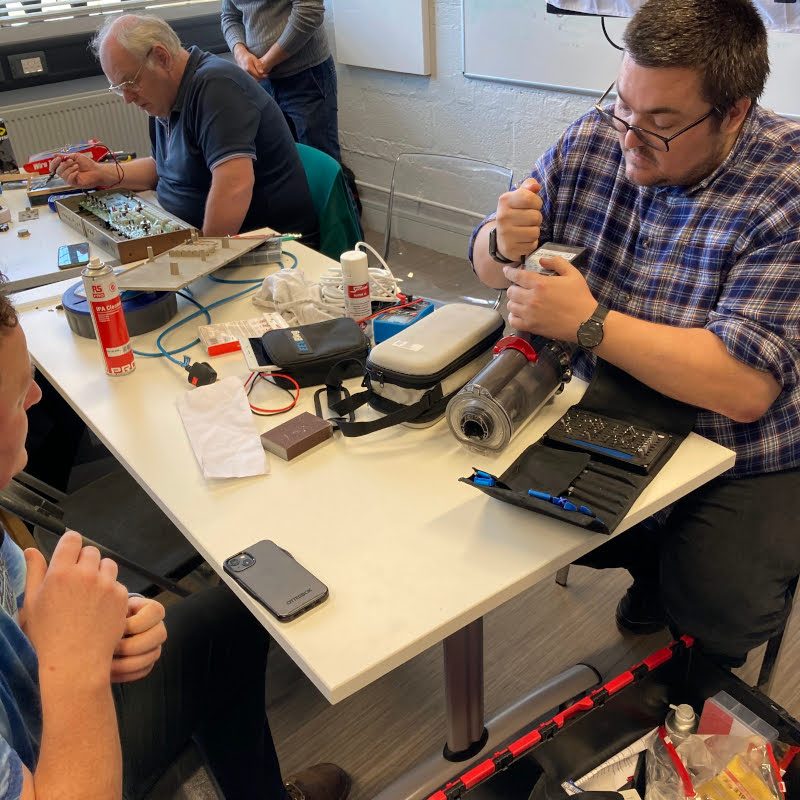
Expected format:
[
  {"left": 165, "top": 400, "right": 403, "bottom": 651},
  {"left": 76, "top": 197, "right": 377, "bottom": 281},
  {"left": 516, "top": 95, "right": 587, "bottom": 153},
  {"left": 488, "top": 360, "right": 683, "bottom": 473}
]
[
  {"left": 81, "top": 257, "right": 135, "bottom": 376},
  {"left": 340, "top": 249, "right": 372, "bottom": 321},
  {"left": 665, "top": 703, "right": 697, "bottom": 744}
]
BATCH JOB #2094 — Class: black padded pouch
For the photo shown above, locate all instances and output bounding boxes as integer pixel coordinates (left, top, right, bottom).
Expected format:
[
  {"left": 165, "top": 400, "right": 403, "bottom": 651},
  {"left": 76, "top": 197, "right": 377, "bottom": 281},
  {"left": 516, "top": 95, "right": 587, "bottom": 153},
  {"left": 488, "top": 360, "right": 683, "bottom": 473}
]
[
  {"left": 260, "top": 317, "right": 370, "bottom": 388},
  {"left": 461, "top": 359, "right": 698, "bottom": 534}
]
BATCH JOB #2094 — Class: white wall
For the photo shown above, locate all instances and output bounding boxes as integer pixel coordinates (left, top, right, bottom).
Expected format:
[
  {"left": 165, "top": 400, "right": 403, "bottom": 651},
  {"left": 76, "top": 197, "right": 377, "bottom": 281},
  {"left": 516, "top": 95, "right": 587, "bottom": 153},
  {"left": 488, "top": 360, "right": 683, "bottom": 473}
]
[{"left": 327, "top": 0, "right": 593, "bottom": 234}]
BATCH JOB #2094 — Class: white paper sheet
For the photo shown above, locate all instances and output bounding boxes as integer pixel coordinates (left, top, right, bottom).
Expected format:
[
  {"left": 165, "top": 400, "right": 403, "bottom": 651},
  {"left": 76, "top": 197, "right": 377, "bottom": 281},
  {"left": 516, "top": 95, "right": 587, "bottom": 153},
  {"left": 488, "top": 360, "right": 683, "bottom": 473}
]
[{"left": 177, "top": 376, "right": 268, "bottom": 479}]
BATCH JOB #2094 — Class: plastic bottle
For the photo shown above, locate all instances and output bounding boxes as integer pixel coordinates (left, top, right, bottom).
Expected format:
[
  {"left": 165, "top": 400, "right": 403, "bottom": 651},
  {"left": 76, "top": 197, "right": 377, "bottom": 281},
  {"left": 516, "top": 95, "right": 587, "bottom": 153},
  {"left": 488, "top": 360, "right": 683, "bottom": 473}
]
[
  {"left": 340, "top": 249, "right": 371, "bottom": 321},
  {"left": 665, "top": 703, "right": 697, "bottom": 745}
]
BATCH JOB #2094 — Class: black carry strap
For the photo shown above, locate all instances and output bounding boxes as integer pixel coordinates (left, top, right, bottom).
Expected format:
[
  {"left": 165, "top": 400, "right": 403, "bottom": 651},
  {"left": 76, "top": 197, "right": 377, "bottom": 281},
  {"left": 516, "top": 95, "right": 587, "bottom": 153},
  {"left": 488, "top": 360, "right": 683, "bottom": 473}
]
[
  {"left": 312, "top": 357, "right": 364, "bottom": 424},
  {"left": 316, "top": 359, "right": 444, "bottom": 437},
  {"left": 332, "top": 387, "right": 442, "bottom": 437}
]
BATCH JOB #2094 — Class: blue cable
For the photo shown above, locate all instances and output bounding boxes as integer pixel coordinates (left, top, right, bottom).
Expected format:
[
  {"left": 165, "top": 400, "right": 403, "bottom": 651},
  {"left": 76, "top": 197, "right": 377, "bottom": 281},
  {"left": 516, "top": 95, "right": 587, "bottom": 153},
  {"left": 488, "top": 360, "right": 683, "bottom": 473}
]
[
  {"left": 211, "top": 249, "right": 298, "bottom": 284},
  {"left": 130, "top": 248, "right": 298, "bottom": 367},
  {"left": 133, "top": 291, "right": 211, "bottom": 367}
]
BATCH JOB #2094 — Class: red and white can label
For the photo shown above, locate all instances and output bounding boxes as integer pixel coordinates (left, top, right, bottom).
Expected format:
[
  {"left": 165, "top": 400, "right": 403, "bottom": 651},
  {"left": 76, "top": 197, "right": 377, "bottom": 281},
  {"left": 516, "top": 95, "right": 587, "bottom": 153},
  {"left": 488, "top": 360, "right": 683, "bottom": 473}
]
[
  {"left": 84, "top": 272, "right": 135, "bottom": 376},
  {"left": 347, "top": 282, "right": 370, "bottom": 299}
]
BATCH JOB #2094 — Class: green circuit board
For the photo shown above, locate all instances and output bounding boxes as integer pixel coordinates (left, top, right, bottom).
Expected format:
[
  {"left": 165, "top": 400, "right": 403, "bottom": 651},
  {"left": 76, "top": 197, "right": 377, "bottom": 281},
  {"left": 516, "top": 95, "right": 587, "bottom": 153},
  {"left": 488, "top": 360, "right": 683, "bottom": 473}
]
[{"left": 78, "top": 191, "right": 183, "bottom": 240}]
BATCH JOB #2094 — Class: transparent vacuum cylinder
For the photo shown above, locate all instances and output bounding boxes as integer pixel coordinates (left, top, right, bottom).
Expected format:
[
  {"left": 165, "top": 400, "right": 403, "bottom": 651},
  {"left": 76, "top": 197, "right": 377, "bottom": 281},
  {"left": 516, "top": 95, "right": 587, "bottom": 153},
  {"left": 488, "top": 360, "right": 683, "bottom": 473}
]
[{"left": 446, "top": 337, "right": 570, "bottom": 454}]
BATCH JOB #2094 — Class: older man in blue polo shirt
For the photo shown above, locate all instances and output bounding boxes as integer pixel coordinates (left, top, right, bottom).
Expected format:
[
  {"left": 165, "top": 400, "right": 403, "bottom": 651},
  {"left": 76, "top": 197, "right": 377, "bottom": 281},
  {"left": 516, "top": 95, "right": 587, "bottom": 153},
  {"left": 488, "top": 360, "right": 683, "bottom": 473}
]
[{"left": 55, "top": 13, "right": 318, "bottom": 246}]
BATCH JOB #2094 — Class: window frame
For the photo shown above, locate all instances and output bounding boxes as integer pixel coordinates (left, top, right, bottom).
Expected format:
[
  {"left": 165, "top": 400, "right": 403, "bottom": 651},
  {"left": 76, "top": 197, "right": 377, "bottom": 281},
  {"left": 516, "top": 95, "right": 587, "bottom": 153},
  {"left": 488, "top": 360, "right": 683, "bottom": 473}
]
[{"left": 0, "top": 0, "right": 221, "bottom": 48}]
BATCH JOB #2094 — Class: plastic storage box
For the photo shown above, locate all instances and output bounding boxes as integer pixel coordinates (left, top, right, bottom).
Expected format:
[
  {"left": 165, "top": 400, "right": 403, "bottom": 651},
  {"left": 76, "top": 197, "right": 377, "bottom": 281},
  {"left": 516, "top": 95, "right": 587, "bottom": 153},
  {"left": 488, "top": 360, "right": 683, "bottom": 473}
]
[{"left": 698, "top": 689, "right": 780, "bottom": 742}]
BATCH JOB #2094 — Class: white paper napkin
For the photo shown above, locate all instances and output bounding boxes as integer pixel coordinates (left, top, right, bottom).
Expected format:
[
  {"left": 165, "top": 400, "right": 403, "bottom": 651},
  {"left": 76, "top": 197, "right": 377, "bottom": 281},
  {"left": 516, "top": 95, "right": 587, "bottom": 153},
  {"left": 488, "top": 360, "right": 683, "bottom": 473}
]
[{"left": 177, "top": 376, "right": 268, "bottom": 479}]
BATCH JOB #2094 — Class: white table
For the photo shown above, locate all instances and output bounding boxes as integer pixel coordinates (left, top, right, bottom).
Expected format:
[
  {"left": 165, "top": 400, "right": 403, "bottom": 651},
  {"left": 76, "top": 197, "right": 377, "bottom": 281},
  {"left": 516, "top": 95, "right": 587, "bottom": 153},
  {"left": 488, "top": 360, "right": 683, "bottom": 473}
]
[
  {"left": 0, "top": 183, "right": 104, "bottom": 290},
  {"left": 2, "top": 188, "right": 736, "bottom": 798}
]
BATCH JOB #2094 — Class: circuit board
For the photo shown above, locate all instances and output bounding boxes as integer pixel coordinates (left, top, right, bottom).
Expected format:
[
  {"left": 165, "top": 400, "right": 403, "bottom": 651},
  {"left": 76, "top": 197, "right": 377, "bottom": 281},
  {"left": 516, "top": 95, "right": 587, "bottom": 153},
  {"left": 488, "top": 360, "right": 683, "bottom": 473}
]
[
  {"left": 55, "top": 190, "right": 192, "bottom": 263},
  {"left": 78, "top": 192, "right": 184, "bottom": 239}
]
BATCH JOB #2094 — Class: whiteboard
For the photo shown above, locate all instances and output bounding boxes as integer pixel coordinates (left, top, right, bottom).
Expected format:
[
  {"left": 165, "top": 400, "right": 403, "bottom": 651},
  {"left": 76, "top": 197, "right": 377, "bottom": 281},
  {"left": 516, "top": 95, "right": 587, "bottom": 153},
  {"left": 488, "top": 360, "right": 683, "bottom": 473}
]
[
  {"left": 332, "top": 0, "right": 431, "bottom": 75},
  {"left": 462, "top": 0, "right": 800, "bottom": 119}
]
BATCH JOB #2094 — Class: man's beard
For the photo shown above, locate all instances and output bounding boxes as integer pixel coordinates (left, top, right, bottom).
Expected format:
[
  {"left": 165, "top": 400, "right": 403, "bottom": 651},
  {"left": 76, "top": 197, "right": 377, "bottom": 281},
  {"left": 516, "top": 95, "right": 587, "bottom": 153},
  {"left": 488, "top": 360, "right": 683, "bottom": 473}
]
[{"left": 623, "top": 136, "right": 728, "bottom": 188}]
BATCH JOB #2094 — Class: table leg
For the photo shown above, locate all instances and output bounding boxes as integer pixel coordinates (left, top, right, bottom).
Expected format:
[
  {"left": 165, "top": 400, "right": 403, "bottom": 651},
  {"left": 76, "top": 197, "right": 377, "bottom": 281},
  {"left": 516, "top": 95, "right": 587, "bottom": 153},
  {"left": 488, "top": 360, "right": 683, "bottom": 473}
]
[
  {"left": 373, "top": 616, "right": 599, "bottom": 800},
  {"left": 443, "top": 618, "right": 487, "bottom": 758}
]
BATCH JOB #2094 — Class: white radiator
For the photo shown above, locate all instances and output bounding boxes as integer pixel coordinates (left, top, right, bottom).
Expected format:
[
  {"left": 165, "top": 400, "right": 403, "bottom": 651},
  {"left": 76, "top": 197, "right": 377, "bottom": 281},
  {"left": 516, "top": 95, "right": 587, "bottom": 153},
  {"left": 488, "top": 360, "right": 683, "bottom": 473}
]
[{"left": 1, "top": 90, "right": 151, "bottom": 164}]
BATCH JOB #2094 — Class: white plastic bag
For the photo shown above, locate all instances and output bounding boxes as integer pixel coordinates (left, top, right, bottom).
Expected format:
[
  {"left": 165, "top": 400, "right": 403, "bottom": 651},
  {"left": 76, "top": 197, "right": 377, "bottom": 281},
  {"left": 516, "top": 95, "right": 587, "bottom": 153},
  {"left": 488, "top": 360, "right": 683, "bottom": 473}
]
[{"left": 645, "top": 728, "right": 782, "bottom": 800}]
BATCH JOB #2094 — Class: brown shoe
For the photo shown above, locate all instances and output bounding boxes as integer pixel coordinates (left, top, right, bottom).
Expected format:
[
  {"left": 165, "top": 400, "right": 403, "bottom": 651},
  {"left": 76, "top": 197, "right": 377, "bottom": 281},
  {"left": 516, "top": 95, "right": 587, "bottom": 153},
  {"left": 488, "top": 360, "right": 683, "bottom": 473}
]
[{"left": 284, "top": 763, "right": 351, "bottom": 800}]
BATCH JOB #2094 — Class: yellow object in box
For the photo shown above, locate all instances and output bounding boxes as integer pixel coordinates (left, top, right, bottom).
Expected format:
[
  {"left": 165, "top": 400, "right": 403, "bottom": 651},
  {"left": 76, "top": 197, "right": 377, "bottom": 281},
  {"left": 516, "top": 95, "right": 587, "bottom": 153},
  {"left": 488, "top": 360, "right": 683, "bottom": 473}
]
[{"left": 696, "top": 752, "right": 778, "bottom": 800}]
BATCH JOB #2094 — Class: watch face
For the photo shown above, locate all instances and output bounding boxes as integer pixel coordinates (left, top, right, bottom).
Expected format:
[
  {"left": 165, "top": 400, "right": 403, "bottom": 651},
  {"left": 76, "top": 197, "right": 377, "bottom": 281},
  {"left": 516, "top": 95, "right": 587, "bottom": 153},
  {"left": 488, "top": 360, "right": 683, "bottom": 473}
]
[{"left": 577, "top": 319, "right": 603, "bottom": 349}]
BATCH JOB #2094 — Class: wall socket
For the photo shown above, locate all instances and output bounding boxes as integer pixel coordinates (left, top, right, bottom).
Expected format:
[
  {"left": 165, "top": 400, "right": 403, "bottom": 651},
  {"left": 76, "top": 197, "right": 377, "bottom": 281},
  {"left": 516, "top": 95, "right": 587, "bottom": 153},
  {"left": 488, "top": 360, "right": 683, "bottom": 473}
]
[{"left": 9, "top": 51, "right": 48, "bottom": 79}]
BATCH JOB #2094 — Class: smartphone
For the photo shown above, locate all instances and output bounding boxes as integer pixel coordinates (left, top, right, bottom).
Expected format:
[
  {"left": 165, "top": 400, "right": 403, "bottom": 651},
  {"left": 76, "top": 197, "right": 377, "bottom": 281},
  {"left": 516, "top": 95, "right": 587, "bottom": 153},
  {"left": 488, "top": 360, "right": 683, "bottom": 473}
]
[
  {"left": 239, "top": 336, "right": 277, "bottom": 372},
  {"left": 223, "top": 540, "right": 328, "bottom": 621},
  {"left": 57, "top": 242, "right": 90, "bottom": 270}
]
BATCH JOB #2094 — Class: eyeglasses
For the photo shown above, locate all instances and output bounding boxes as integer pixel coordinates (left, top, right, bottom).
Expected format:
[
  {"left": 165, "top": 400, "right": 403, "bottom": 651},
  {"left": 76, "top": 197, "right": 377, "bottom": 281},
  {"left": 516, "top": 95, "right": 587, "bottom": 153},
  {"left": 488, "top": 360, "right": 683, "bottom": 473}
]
[
  {"left": 594, "top": 81, "right": 719, "bottom": 152},
  {"left": 107, "top": 55, "right": 150, "bottom": 96}
]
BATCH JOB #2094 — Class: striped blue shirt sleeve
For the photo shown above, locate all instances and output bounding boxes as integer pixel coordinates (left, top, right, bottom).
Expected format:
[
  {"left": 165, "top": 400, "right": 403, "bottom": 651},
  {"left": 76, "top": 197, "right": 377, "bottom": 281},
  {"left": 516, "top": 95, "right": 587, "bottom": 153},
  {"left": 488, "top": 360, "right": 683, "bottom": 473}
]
[{"left": 706, "top": 234, "right": 800, "bottom": 390}]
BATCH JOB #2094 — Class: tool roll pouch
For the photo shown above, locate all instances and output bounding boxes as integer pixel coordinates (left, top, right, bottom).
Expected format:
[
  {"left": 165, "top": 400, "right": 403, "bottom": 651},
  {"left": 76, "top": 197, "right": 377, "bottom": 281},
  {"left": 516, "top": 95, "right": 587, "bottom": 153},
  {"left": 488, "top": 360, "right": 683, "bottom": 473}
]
[
  {"left": 462, "top": 359, "right": 698, "bottom": 534},
  {"left": 325, "top": 303, "right": 505, "bottom": 437},
  {"left": 259, "top": 317, "right": 370, "bottom": 388}
]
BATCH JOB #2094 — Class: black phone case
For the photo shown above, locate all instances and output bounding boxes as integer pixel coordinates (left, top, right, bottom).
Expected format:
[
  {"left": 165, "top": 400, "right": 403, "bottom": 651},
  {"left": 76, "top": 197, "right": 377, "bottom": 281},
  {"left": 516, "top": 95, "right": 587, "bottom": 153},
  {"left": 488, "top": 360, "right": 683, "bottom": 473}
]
[{"left": 223, "top": 540, "right": 328, "bottom": 621}]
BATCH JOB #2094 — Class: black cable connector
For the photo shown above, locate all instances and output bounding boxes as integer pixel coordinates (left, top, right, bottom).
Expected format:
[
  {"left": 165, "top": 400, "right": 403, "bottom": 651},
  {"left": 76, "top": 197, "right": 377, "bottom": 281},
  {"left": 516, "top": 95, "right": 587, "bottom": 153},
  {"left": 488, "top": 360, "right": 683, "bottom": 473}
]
[{"left": 186, "top": 361, "right": 217, "bottom": 387}]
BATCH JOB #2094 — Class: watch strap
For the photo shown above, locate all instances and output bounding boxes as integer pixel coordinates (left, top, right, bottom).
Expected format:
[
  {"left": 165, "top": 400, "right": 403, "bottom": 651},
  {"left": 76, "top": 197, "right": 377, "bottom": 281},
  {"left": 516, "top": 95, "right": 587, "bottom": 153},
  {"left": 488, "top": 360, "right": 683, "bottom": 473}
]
[
  {"left": 489, "top": 227, "right": 516, "bottom": 264},
  {"left": 590, "top": 304, "right": 610, "bottom": 326}
]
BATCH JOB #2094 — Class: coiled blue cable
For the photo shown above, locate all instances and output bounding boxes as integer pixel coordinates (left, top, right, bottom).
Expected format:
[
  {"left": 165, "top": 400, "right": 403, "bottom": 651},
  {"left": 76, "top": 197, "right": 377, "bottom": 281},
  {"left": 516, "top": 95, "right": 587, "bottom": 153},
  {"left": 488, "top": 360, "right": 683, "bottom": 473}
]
[{"left": 131, "top": 249, "right": 298, "bottom": 367}]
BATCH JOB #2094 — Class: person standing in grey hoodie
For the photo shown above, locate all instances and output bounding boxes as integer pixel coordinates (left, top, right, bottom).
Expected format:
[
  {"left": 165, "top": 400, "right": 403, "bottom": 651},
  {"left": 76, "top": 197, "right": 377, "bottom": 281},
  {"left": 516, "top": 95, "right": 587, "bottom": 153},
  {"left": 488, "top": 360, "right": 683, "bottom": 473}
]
[{"left": 222, "top": 0, "right": 342, "bottom": 162}]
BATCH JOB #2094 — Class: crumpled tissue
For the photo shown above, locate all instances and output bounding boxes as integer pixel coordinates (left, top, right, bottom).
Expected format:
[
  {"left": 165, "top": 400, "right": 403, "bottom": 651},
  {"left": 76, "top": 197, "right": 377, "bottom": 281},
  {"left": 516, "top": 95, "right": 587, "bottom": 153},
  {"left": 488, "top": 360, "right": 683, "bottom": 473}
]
[{"left": 252, "top": 269, "right": 336, "bottom": 325}]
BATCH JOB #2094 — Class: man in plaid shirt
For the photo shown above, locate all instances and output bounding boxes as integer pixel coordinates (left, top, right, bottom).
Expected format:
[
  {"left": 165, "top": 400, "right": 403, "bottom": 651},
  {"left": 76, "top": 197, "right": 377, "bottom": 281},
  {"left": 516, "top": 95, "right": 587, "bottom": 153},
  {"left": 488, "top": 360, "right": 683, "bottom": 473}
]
[{"left": 470, "top": 0, "right": 800, "bottom": 666}]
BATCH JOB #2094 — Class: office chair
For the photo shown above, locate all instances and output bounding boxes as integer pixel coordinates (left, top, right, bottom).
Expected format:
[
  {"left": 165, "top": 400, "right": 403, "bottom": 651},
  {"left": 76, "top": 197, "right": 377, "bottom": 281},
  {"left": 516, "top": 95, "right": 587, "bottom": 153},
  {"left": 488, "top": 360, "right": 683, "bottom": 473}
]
[
  {"left": 382, "top": 152, "right": 513, "bottom": 305},
  {"left": 296, "top": 142, "right": 363, "bottom": 260},
  {"left": 1, "top": 469, "right": 203, "bottom": 597},
  {"left": 554, "top": 564, "right": 798, "bottom": 694}
]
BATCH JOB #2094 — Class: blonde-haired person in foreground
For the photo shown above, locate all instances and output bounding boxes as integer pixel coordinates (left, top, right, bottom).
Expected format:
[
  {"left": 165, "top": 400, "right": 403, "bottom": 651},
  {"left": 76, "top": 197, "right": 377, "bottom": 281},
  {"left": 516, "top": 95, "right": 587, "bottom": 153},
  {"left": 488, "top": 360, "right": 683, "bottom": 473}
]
[{"left": 0, "top": 283, "right": 349, "bottom": 799}]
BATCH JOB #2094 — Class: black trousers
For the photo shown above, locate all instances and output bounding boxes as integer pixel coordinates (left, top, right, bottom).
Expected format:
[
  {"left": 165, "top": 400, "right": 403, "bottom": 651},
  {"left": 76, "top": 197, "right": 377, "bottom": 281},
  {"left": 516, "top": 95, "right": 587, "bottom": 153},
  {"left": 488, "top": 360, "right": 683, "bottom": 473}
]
[
  {"left": 25, "top": 371, "right": 86, "bottom": 492},
  {"left": 576, "top": 467, "right": 800, "bottom": 664},
  {"left": 113, "top": 586, "right": 286, "bottom": 800}
]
